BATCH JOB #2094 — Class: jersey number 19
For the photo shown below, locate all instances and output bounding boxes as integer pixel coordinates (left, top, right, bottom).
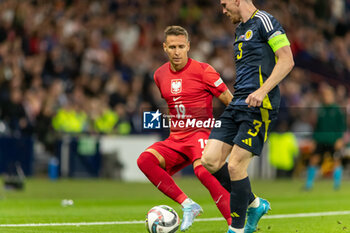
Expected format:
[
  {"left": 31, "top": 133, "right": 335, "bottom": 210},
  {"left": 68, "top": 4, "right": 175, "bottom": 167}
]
[{"left": 175, "top": 104, "right": 186, "bottom": 119}]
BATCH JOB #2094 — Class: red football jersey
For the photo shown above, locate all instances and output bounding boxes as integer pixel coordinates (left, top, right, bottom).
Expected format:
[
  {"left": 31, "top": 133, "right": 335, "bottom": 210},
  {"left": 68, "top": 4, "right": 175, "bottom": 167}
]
[{"left": 154, "top": 58, "right": 228, "bottom": 138}]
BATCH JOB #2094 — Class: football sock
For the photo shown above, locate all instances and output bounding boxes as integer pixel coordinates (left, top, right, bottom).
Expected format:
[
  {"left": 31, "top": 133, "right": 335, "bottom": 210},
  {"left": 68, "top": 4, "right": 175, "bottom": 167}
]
[
  {"left": 213, "top": 163, "right": 256, "bottom": 205},
  {"left": 248, "top": 192, "right": 256, "bottom": 206},
  {"left": 248, "top": 195, "right": 260, "bottom": 208},
  {"left": 333, "top": 166, "right": 342, "bottom": 190},
  {"left": 213, "top": 163, "right": 231, "bottom": 192},
  {"left": 194, "top": 165, "right": 231, "bottom": 225},
  {"left": 305, "top": 166, "right": 317, "bottom": 189},
  {"left": 137, "top": 151, "right": 187, "bottom": 204},
  {"left": 230, "top": 176, "right": 251, "bottom": 229},
  {"left": 181, "top": 198, "right": 194, "bottom": 206}
]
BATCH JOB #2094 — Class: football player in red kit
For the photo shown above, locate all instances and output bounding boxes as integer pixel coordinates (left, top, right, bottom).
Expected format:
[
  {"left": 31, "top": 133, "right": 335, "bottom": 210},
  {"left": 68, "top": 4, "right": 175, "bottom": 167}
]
[{"left": 137, "top": 26, "right": 233, "bottom": 231}]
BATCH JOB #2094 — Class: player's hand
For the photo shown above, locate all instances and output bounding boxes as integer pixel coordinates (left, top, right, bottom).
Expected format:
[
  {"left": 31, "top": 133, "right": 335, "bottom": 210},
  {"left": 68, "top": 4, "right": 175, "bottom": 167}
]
[{"left": 245, "top": 89, "right": 267, "bottom": 107}]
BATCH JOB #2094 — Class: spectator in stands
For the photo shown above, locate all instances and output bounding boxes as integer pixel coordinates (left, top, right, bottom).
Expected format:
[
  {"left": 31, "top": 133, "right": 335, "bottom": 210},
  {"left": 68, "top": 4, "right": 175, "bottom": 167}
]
[
  {"left": 0, "top": 0, "right": 348, "bottom": 160},
  {"left": 1, "top": 87, "right": 30, "bottom": 136}
]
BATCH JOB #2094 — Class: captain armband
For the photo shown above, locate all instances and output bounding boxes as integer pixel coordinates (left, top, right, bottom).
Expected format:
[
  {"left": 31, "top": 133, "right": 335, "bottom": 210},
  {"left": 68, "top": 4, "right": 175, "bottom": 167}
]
[{"left": 268, "top": 33, "right": 290, "bottom": 53}]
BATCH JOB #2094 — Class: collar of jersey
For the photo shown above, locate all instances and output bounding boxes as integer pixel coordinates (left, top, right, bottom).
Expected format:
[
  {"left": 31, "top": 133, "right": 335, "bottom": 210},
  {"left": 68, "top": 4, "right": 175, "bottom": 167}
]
[
  {"left": 169, "top": 58, "right": 192, "bottom": 74},
  {"left": 241, "top": 9, "right": 259, "bottom": 26},
  {"left": 251, "top": 9, "right": 259, "bottom": 19}
]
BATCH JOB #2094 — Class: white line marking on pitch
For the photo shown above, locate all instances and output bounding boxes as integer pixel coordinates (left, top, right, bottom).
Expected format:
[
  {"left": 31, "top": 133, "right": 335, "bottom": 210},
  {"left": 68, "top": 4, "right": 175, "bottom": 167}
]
[{"left": 0, "top": 210, "right": 349, "bottom": 227}]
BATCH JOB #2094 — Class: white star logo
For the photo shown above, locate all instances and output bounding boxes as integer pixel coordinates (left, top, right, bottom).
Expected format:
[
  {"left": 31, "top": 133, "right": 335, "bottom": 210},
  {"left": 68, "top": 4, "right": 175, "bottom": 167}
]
[{"left": 151, "top": 110, "right": 162, "bottom": 122}]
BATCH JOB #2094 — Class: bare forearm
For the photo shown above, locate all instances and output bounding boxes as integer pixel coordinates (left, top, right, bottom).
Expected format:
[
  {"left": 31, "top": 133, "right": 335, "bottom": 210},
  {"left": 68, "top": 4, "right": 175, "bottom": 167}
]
[
  {"left": 260, "top": 56, "right": 294, "bottom": 93},
  {"left": 245, "top": 46, "right": 294, "bottom": 108},
  {"left": 218, "top": 89, "right": 233, "bottom": 106}
]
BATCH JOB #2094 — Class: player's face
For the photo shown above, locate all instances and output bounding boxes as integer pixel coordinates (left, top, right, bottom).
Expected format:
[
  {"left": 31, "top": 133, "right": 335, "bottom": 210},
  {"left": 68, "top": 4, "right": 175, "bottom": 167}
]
[
  {"left": 220, "top": 0, "right": 241, "bottom": 24},
  {"left": 163, "top": 35, "right": 190, "bottom": 71}
]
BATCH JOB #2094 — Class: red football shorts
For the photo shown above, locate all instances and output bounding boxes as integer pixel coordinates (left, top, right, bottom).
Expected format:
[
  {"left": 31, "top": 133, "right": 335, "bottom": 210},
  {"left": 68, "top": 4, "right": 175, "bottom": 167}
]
[{"left": 147, "top": 130, "right": 209, "bottom": 176}]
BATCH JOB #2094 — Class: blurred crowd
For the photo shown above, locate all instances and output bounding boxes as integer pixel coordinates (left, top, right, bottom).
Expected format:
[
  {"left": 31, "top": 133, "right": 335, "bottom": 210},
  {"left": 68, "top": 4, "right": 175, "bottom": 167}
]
[{"left": 0, "top": 0, "right": 349, "bottom": 155}]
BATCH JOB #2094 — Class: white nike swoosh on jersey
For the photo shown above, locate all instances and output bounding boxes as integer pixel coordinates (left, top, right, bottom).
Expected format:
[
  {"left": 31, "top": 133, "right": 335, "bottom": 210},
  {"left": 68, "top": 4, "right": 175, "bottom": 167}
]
[{"left": 173, "top": 96, "right": 181, "bottom": 101}]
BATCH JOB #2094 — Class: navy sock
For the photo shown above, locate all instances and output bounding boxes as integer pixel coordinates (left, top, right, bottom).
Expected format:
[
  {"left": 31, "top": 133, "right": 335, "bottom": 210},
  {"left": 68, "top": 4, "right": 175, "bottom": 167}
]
[
  {"left": 248, "top": 191, "right": 256, "bottom": 205},
  {"left": 230, "top": 177, "right": 251, "bottom": 228},
  {"left": 213, "top": 163, "right": 256, "bottom": 205},
  {"left": 213, "top": 163, "right": 231, "bottom": 192}
]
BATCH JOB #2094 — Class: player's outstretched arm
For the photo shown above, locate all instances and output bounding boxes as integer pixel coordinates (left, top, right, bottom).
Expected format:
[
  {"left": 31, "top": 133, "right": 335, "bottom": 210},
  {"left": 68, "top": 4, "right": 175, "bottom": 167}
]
[
  {"left": 245, "top": 46, "right": 294, "bottom": 108},
  {"left": 218, "top": 89, "right": 233, "bottom": 106}
]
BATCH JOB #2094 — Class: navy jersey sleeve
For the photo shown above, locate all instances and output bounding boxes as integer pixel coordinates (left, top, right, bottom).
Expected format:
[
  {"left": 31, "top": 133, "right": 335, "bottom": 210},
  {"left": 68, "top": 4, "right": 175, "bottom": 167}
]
[
  {"left": 256, "top": 11, "right": 290, "bottom": 52},
  {"left": 256, "top": 11, "right": 285, "bottom": 40}
]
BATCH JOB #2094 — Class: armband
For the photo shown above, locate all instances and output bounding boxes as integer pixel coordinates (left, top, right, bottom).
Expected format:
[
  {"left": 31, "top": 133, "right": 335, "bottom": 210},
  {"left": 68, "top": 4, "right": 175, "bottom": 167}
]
[{"left": 268, "top": 34, "right": 290, "bottom": 52}]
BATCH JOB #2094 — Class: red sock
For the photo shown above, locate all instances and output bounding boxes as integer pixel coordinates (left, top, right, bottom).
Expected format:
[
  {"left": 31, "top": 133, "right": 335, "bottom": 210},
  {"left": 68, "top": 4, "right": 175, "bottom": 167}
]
[
  {"left": 137, "top": 151, "right": 187, "bottom": 204},
  {"left": 194, "top": 165, "right": 232, "bottom": 225}
]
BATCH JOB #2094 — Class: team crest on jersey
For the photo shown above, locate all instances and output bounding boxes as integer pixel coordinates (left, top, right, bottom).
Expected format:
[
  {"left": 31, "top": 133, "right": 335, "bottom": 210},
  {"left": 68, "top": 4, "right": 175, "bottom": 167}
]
[
  {"left": 245, "top": 30, "right": 253, "bottom": 41},
  {"left": 171, "top": 79, "right": 182, "bottom": 94}
]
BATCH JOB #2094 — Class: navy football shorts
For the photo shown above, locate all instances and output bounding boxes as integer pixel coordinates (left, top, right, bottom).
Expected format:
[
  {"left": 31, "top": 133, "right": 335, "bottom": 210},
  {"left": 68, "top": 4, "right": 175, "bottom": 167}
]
[{"left": 209, "top": 106, "right": 277, "bottom": 156}]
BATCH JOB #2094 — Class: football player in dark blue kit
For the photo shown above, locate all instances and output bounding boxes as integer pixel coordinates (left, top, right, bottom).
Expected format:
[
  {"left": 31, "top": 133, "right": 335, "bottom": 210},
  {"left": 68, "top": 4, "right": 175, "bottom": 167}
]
[{"left": 201, "top": 0, "right": 294, "bottom": 232}]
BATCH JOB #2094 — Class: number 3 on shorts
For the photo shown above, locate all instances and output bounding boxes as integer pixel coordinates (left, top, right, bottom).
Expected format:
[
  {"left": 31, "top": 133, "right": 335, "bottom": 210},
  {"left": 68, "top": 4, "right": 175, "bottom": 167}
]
[{"left": 247, "top": 120, "right": 262, "bottom": 137}]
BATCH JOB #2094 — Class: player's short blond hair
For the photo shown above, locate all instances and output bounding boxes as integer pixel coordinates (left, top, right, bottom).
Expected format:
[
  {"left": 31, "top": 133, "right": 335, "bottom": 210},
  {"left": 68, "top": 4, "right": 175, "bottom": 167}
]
[{"left": 164, "top": 26, "right": 189, "bottom": 42}]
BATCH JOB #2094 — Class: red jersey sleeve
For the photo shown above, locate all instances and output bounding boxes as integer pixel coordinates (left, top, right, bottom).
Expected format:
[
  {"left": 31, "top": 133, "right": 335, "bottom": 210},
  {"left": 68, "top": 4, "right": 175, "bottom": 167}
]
[
  {"left": 153, "top": 72, "right": 160, "bottom": 89},
  {"left": 202, "top": 65, "right": 228, "bottom": 97},
  {"left": 153, "top": 71, "right": 164, "bottom": 99}
]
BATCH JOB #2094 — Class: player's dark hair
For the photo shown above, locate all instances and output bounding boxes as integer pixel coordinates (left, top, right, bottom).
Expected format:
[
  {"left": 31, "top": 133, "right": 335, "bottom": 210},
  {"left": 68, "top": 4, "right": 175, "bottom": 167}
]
[{"left": 164, "top": 26, "right": 189, "bottom": 41}]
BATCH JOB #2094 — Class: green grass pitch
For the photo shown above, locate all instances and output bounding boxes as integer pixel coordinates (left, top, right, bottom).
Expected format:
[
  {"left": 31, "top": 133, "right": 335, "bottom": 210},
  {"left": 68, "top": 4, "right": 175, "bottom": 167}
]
[{"left": 0, "top": 177, "right": 349, "bottom": 233}]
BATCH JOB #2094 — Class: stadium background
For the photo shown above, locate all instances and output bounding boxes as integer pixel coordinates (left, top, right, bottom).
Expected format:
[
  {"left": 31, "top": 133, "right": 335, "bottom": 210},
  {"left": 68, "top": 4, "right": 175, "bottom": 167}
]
[
  {"left": 0, "top": 0, "right": 349, "bottom": 179},
  {"left": 0, "top": 0, "right": 350, "bottom": 232}
]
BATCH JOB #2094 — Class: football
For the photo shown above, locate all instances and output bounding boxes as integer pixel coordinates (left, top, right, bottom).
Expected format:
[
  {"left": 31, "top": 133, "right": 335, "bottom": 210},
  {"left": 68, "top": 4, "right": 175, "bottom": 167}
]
[{"left": 145, "top": 205, "right": 180, "bottom": 233}]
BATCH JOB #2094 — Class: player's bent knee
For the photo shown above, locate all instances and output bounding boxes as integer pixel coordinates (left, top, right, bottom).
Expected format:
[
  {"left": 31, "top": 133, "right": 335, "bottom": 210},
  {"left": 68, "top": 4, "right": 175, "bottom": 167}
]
[
  {"left": 137, "top": 151, "right": 160, "bottom": 173},
  {"left": 136, "top": 153, "right": 146, "bottom": 171},
  {"left": 201, "top": 155, "right": 220, "bottom": 173},
  {"left": 227, "top": 162, "right": 244, "bottom": 178}
]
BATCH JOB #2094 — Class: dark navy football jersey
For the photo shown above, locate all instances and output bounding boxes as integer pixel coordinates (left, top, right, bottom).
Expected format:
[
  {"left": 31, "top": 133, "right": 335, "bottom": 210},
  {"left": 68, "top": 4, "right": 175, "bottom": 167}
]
[{"left": 230, "top": 10, "right": 290, "bottom": 113}]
